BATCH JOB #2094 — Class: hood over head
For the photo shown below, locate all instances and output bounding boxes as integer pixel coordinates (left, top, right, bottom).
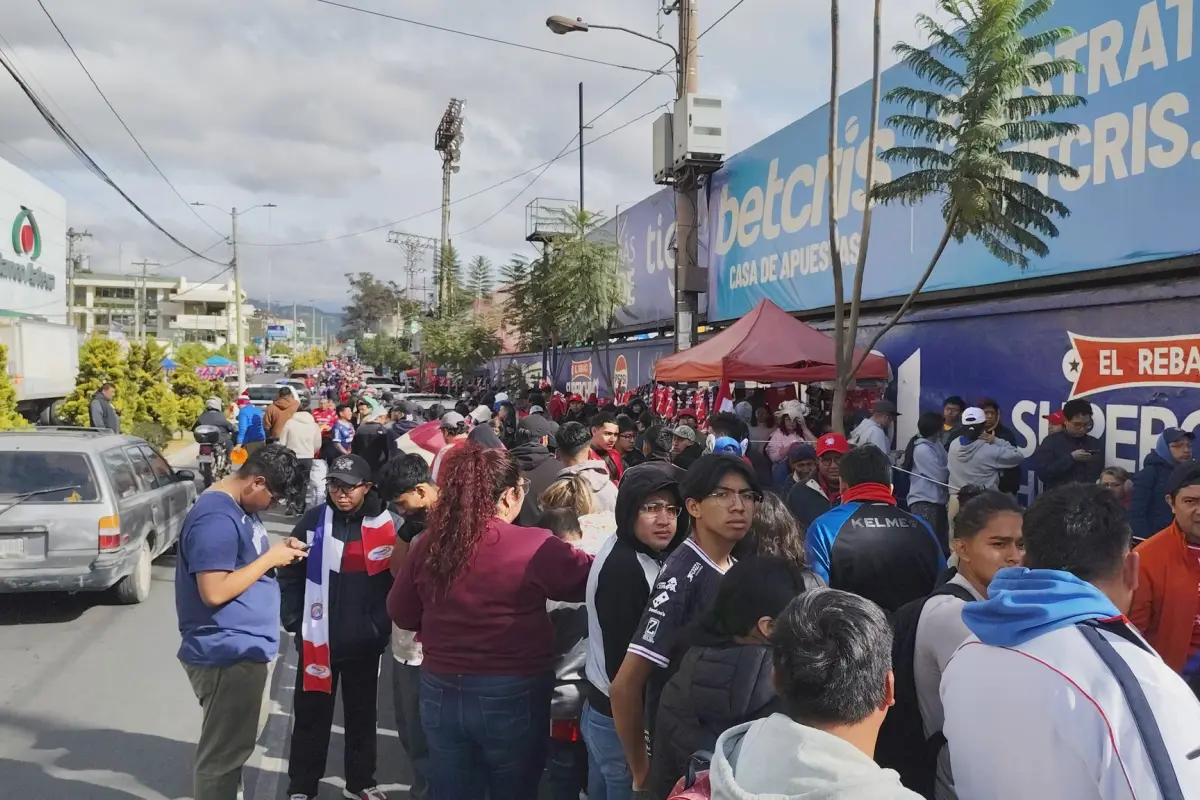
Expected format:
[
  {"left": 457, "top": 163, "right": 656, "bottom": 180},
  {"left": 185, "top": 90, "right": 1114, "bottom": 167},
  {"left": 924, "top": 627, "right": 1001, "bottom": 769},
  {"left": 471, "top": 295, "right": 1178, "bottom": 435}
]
[
  {"left": 273, "top": 394, "right": 300, "bottom": 411},
  {"left": 467, "top": 424, "right": 505, "bottom": 450},
  {"left": 557, "top": 462, "right": 612, "bottom": 492},
  {"left": 961, "top": 567, "right": 1121, "bottom": 648},
  {"left": 711, "top": 714, "right": 916, "bottom": 799},
  {"left": 511, "top": 440, "right": 552, "bottom": 471},
  {"left": 613, "top": 462, "right": 688, "bottom": 556}
]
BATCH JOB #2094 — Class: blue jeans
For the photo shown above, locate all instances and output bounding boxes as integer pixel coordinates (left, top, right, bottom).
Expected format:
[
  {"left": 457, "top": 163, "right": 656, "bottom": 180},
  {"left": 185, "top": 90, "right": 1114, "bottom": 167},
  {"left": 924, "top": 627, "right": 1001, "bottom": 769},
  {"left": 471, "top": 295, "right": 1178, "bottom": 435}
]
[
  {"left": 581, "top": 701, "right": 632, "bottom": 800},
  {"left": 419, "top": 670, "right": 551, "bottom": 800}
]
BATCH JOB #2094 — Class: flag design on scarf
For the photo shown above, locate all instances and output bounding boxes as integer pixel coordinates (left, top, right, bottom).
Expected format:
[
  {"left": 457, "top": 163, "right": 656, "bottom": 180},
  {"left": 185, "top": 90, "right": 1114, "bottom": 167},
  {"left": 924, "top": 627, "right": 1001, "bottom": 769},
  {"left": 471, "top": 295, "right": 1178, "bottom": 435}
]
[{"left": 301, "top": 505, "right": 397, "bottom": 693}]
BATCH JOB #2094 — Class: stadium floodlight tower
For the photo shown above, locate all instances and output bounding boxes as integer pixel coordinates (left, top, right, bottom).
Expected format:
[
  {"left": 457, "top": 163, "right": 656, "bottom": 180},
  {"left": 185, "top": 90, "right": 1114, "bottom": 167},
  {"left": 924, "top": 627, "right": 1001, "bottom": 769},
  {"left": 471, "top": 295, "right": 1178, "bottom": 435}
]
[{"left": 433, "top": 98, "right": 465, "bottom": 317}]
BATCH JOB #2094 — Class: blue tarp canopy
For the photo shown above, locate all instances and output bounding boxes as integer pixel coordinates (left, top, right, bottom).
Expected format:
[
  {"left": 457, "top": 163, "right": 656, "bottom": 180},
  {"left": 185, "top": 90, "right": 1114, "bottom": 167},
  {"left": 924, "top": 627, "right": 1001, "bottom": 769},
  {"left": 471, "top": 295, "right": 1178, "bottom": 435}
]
[
  {"left": 204, "top": 355, "right": 234, "bottom": 366},
  {"left": 161, "top": 357, "right": 177, "bottom": 369}
]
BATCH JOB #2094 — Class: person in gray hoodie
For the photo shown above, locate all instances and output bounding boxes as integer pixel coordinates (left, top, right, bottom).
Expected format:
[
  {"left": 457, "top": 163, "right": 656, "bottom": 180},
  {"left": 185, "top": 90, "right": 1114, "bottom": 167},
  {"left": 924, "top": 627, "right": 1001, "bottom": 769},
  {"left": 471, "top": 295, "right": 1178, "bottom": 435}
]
[
  {"left": 947, "top": 407, "right": 1024, "bottom": 500},
  {"left": 89, "top": 382, "right": 121, "bottom": 433},
  {"left": 551, "top": 421, "right": 618, "bottom": 513},
  {"left": 709, "top": 588, "right": 921, "bottom": 800}
]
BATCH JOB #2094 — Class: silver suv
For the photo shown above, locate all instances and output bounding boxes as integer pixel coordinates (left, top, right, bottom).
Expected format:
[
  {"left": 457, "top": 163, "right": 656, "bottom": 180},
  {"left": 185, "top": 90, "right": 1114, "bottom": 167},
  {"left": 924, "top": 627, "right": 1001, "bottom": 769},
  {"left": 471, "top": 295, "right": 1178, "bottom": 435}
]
[{"left": 0, "top": 428, "right": 198, "bottom": 604}]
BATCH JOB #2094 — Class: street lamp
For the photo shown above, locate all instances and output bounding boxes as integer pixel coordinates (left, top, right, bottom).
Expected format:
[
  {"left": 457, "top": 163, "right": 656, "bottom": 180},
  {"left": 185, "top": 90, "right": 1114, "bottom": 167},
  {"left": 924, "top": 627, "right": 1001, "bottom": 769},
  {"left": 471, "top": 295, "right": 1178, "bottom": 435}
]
[
  {"left": 190, "top": 201, "right": 277, "bottom": 391},
  {"left": 546, "top": 15, "right": 680, "bottom": 70}
]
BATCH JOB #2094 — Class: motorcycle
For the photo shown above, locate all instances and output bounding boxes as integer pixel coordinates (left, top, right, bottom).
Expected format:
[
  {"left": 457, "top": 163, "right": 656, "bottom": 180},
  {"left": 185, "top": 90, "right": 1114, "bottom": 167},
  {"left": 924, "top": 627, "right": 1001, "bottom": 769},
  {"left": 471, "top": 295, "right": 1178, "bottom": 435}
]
[{"left": 193, "top": 425, "right": 230, "bottom": 488}]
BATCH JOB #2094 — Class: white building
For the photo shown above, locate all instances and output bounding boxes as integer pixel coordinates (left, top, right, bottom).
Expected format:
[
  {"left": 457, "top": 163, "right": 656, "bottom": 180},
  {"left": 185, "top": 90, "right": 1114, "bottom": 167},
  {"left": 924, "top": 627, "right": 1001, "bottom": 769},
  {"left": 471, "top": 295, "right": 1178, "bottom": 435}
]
[
  {"left": 0, "top": 155, "right": 67, "bottom": 323},
  {"left": 70, "top": 271, "right": 253, "bottom": 347}
]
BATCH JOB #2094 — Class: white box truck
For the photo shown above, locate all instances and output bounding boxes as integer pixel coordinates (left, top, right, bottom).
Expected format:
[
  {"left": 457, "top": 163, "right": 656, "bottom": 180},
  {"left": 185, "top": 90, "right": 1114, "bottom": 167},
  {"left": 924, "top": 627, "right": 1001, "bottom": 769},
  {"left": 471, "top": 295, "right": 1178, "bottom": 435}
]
[{"left": 0, "top": 317, "right": 79, "bottom": 423}]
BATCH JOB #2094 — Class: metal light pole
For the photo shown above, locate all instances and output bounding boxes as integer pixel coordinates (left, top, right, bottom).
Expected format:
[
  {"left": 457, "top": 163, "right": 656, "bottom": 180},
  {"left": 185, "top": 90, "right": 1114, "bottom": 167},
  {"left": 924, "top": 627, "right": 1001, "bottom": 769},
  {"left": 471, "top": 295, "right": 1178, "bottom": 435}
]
[
  {"left": 546, "top": 13, "right": 697, "bottom": 351},
  {"left": 191, "top": 201, "right": 275, "bottom": 391},
  {"left": 66, "top": 228, "right": 92, "bottom": 329},
  {"left": 387, "top": 230, "right": 438, "bottom": 388},
  {"left": 433, "top": 99, "right": 465, "bottom": 318},
  {"left": 578, "top": 82, "right": 586, "bottom": 211}
]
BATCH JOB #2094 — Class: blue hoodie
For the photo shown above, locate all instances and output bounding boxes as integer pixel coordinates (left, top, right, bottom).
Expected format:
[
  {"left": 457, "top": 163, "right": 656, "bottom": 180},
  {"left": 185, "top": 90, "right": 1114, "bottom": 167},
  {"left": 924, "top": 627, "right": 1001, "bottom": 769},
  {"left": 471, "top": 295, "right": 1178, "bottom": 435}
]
[{"left": 961, "top": 567, "right": 1121, "bottom": 648}]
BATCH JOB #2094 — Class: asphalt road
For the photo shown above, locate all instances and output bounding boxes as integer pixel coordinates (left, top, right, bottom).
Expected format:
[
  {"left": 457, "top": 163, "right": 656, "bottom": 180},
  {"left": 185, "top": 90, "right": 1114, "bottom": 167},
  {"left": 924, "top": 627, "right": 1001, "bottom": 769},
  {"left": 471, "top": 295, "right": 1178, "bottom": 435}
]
[{"left": 0, "top": 443, "right": 415, "bottom": 799}]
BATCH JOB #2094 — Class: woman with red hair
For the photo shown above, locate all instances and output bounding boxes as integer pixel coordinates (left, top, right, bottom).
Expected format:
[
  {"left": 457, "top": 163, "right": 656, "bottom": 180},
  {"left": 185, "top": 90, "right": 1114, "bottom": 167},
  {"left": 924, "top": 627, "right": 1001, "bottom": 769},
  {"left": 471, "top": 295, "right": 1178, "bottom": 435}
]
[{"left": 389, "top": 443, "right": 594, "bottom": 800}]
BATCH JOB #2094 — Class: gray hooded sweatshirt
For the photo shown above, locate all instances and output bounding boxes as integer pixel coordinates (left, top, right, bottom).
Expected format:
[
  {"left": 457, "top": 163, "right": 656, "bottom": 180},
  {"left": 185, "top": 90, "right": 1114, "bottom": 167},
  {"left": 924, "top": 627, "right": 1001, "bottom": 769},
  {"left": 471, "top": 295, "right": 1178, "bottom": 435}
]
[
  {"left": 553, "top": 462, "right": 618, "bottom": 513},
  {"left": 711, "top": 714, "right": 922, "bottom": 800},
  {"left": 946, "top": 435, "right": 1024, "bottom": 492}
]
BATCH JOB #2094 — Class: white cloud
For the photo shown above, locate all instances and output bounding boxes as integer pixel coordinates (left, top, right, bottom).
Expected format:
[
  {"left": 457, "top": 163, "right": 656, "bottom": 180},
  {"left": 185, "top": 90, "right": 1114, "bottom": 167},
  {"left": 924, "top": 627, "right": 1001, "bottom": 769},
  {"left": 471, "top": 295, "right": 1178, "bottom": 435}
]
[{"left": 0, "top": 0, "right": 945, "bottom": 311}]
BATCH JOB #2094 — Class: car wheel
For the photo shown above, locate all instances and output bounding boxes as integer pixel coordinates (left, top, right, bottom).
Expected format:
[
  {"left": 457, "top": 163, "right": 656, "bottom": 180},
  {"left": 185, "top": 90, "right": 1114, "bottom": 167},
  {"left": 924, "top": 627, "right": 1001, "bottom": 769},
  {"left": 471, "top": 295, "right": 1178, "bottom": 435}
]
[{"left": 114, "top": 542, "right": 152, "bottom": 605}]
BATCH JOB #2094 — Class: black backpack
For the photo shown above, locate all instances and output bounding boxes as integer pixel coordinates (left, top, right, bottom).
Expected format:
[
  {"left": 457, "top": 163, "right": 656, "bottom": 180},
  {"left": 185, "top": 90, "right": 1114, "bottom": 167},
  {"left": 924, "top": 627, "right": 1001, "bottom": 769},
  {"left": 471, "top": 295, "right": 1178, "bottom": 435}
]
[{"left": 874, "top": 582, "right": 976, "bottom": 798}]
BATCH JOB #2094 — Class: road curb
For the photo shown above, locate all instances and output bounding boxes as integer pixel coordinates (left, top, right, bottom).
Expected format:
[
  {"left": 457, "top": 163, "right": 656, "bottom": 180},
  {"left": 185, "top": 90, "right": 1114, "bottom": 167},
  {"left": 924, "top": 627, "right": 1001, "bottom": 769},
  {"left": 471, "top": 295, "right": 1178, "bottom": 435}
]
[{"left": 248, "top": 642, "right": 297, "bottom": 800}]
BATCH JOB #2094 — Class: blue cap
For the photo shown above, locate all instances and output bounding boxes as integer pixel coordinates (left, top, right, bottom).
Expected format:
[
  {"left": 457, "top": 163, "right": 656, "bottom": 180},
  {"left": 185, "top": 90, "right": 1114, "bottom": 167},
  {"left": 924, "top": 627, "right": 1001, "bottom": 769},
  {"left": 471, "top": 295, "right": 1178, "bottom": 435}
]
[{"left": 713, "top": 436, "right": 742, "bottom": 454}]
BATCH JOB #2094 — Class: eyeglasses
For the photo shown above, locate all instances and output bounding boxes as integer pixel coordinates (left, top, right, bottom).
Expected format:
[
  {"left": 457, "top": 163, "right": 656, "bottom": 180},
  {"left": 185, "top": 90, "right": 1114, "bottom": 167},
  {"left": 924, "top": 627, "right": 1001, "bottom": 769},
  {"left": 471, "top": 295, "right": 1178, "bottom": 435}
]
[
  {"left": 618, "top": 433, "right": 637, "bottom": 440},
  {"left": 517, "top": 477, "right": 531, "bottom": 493},
  {"left": 639, "top": 502, "right": 681, "bottom": 518},
  {"left": 819, "top": 453, "right": 843, "bottom": 463},
  {"left": 704, "top": 488, "right": 763, "bottom": 507},
  {"left": 327, "top": 480, "right": 366, "bottom": 495}
]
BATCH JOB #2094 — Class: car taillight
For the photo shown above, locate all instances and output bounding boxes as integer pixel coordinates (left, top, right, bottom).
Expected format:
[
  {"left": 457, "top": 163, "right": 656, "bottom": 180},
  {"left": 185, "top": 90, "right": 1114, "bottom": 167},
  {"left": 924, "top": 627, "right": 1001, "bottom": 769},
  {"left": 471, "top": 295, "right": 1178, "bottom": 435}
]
[
  {"left": 199, "top": 444, "right": 213, "bottom": 455},
  {"left": 98, "top": 515, "right": 124, "bottom": 552}
]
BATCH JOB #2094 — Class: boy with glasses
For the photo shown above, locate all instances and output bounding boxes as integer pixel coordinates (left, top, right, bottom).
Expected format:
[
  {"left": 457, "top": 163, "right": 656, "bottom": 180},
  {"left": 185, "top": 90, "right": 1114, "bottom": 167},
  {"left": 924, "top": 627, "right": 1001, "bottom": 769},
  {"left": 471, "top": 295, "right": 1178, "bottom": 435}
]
[
  {"left": 610, "top": 454, "right": 761, "bottom": 796},
  {"left": 278, "top": 454, "right": 398, "bottom": 800},
  {"left": 176, "top": 445, "right": 309, "bottom": 800}
]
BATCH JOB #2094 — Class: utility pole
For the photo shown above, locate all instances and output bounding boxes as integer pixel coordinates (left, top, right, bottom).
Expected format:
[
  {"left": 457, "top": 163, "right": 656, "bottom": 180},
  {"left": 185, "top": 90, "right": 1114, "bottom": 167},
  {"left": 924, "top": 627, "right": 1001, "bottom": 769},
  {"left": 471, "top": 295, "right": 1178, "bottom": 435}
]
[
  {"left": 673, "top": 0, "right": 700, "bottom": 352},
  {"left": 292, "top": 301, "right": 298, "bottom": 350},
  {"left": 578, "top": 82, "right": 586, "bottom": 211},
  {"left": 433, "top": 99, "right": 465, "bottom": 318},
  {"left": 311, "top": 304, "right": 317, "bottom": 351},
  {"left": 387, "top": 230, "right": 438, "bottom": 388},
  {"left": 65, "top": 228, "right": 92, "bottom": 330},
  {"left": 131, "top": 260, "right": 161, "bottom": 341}
]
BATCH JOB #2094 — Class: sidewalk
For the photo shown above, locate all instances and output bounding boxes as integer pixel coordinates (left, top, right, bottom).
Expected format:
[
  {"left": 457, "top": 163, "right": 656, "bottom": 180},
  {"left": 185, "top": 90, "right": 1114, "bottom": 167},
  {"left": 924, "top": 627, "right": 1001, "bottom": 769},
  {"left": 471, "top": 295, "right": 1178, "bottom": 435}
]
[{"left": 166, "top": 441, "right": 200, "bottom": 468}]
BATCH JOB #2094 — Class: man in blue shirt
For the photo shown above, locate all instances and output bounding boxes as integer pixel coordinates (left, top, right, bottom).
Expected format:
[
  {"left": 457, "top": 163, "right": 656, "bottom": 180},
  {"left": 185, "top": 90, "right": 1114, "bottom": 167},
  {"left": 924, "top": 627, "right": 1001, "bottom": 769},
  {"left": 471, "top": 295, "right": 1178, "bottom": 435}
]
[
  {"left": 176, "top": 444, "right": 307, "bottom": 800},
  {"left": 235, "top": 394, "right": 267, "bottom": 454}
]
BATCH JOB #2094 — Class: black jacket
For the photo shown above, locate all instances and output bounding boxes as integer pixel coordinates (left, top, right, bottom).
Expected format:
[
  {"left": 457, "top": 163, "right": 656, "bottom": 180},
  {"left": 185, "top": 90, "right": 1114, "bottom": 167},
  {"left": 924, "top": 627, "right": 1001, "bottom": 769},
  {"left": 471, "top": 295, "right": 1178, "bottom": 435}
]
[
  {"left": 1130, "top": 450, "right": 1176, "bottom": 541},
  {"left": 279, "top": 492, "right": 397, "bottom": 663},
  {"left": 194, "top": 409, "right": 235, "bottom": 446},
  {"left": 784, "top": 479, "right": 833, "bottom": 530},
  {"left": 992, "top": 423, "right": 1022, "bottom": 495},
  {"left": 513, "top": 442, "right": 563, "bottom": 527},
  {"left": 384, "top": 418, "right": 421, "bottom": 457},
  {"left": 351, "top": 421, "right": 389, "bottom": 476},
  {"left": 585, "top": 466, "right": 689, "bottom": 715},
  {"left": 1032, "top": 430, "right": 1104, "bottom": 489},
  {"left": 673, "top": 443, "right": 704, "bottom": 471},
  {"left": 648, "top": 640, "right": 779, "bottom": 799}
]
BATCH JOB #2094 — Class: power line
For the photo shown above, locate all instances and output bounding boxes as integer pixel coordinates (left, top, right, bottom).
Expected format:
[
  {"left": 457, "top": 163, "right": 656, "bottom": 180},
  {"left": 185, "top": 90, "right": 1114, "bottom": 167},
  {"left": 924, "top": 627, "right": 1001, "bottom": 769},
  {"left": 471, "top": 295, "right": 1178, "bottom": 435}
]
[
  {"left": 0, "top": 47, "right": 225, "bottom": 264},
  {"left": 156, "top": 237, "right": 230, "bottom": 270},
  {"left": 241, "top": 104, "right": 663, "bottom": 248},
  {"left": 310, "top": 0, "right": 668, "bottom": 76},
  {"left": 171, "top": 264, "right": 235, "bottom": 298},
  {"left": 34, "top": 0, "right": 226, "bottom": 238},
  {"left": 246, "top": 0, "right": 752, "bottom": 249},
  {"left": 454, "top": 105, "right": 667, "bottom": 236}
]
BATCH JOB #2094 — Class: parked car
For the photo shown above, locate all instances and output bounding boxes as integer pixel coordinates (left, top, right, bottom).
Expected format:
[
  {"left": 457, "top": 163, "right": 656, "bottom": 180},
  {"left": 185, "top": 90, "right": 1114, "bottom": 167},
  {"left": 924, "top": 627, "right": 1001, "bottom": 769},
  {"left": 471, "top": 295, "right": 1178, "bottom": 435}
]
[
  {"left": 244, "top": 384, "right": 283, "bottom": 408},
  {"left": 263, "top": 362, "right": 283, "bottom": 374},
  {"left": 276, "top": 379, "right": 311, "bottom": 407},
  {"left": 396, "top": 393, "right": 454, "bottom": 412},
  {"left": 0, "top": 428, "right": 198, "bottom": 604}
]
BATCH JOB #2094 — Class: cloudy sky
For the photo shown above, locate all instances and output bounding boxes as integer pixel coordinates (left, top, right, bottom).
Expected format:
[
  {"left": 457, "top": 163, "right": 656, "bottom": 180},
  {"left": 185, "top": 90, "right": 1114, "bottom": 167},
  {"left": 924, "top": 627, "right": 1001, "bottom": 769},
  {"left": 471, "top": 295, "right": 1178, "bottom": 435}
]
[{"left": 0, "top": 0, "right": 943, "bottom": 313}]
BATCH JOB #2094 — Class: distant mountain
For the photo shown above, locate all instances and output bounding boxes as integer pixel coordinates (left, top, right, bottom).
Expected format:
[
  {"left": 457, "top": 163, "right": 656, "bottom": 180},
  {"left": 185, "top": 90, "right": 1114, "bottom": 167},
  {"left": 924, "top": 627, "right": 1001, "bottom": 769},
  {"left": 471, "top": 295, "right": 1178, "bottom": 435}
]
[{"left": 248, "top": 299, "right": 344, "bottom": 336}]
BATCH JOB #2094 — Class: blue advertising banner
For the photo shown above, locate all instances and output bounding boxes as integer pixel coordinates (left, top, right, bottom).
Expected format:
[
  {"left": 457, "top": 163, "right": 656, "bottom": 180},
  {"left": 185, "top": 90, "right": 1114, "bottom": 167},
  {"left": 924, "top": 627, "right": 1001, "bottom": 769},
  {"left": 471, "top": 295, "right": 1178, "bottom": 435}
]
[
  {"left": 488, "top": 339, "right": 673, "bottom": 397},
  {"left": 598, "top": 189, "right": 679, "bottom": 328},
  {"left": 704, "top": 0, "right": 1200, "bottom": 321},
  {"left": 876, "top": 277, "right": 1200, "bottom": 504}
]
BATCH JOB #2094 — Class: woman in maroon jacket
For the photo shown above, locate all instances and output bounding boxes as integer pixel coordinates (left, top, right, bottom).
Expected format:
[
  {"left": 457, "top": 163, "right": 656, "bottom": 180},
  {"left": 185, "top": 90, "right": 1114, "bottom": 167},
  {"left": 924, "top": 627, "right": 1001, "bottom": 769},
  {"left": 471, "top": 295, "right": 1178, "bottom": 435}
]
[{"left": 389, "top": 443, "right": 594, "bottom": 800}]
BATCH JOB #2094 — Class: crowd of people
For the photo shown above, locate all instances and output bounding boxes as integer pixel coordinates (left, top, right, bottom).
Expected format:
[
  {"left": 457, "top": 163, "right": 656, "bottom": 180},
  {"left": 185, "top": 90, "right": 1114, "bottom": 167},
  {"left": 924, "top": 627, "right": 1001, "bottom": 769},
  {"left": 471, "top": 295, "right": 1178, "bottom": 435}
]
[{"left": 173, "top": 371, "right": 1200, "bottom": 800}]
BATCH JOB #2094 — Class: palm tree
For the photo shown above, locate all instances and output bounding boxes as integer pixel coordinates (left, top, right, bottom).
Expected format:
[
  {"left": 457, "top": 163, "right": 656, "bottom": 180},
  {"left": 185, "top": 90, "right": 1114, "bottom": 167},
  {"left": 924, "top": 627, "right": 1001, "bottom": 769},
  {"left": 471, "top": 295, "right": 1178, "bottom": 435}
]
[
  {"left": 847, "top": 0, "right": 1085, "bottom": 378},
  {"left": 466, "top": 255, "right": 493, "bottom": 301}
]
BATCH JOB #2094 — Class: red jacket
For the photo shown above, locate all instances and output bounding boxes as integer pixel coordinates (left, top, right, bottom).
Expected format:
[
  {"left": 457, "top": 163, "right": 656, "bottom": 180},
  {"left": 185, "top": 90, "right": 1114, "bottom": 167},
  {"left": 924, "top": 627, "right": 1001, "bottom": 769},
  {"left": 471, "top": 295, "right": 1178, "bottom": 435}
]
[
  {"left": 1130, "top": 521, "right": 1200, "bottom": 673},
  {"left": 388, "top": 518, "right": 592, "bottom": 675},
  {"left": 592, "top": 446, "right": 624, "bottom": 484}
]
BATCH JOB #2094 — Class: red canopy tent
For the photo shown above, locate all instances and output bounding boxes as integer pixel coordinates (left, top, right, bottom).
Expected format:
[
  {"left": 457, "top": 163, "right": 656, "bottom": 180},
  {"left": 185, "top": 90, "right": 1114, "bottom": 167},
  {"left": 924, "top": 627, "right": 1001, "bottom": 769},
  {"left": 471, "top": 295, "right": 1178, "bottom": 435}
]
[{"left": 653, "top": 299, "right": 889, "bottom": 384}]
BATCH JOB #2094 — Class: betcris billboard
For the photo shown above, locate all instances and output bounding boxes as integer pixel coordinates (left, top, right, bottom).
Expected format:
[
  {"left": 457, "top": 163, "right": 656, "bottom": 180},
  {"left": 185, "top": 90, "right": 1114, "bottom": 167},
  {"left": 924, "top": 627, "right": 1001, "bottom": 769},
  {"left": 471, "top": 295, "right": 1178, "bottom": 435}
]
[
  {"left": 488, "top": 339, "right": 672, "bottom": 396},
  {"left": 705, "top": 0, "right": 1200, "bottom": 321},
  {"left": 875, "top": 278, "right": 1200, "bottom": 504},
  {"left": 599, "top": 189, "right": 707, "bottom": 328}
]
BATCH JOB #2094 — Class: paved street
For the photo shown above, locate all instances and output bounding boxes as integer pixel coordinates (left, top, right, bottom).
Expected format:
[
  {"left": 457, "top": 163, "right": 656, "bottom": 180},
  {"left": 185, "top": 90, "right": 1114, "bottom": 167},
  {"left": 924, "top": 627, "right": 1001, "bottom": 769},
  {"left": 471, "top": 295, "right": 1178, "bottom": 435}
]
[{"left": 0, "top": 443, "right": 414, "bottom": 799}]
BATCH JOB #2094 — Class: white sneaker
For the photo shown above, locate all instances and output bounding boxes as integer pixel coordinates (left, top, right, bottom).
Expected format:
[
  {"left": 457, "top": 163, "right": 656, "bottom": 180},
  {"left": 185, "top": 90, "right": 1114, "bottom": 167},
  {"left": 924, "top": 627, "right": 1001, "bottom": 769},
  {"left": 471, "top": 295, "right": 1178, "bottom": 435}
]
[
  {"left": 289, "top": 795, "right": 313, "bottom": 800},
  {"left": 344, "top": 788, "right": 388, "bottom": 800}
]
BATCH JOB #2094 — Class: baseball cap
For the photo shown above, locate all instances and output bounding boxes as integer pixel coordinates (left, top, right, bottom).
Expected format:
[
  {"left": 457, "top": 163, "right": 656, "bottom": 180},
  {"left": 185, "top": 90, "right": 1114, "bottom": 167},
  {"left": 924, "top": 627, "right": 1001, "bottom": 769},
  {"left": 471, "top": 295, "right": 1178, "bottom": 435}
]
[
  {"left": 713, "top": 436, "right": 742, "bottom": 455},
  {"left": 440, "top": 411, "right": 466, "bottom": 429},
  {"left": 327, "top": 454, "right": 372, "bottom": 485},
  {"left": 520, "top": 412, "right": 558, "bottom": 442},
  {"left": 816, "top": 433, "right": 850, "bottom": 456},
  {"left": 1162, "top": 427, "right": 1195, "bottom": 445},
  {"left": 788, "top": 442, "right": 817, "bottom": 463},
  {"left": 1043, "top": 410, "right": 1066, "bottom": 425},
  {"left": 872, "top": 399, "right": 900, "bottom": 416},
  {"left": 569, "top": 394, "right": 584, "bottom": 403},
  {"left": 205, "top": 397, "right": 223, "bottom": 411},
  {"left": 529, "top": 405, "right": 545, "bottom": 414},
  {"left": 468, "top": 405, "right": 492, "bottom": 424},
  {"left": 961, "top": 407, "right": 987, "bottom": 426},
  {"left": 672, "top": 425, "right": 697, "bottom": 444}
]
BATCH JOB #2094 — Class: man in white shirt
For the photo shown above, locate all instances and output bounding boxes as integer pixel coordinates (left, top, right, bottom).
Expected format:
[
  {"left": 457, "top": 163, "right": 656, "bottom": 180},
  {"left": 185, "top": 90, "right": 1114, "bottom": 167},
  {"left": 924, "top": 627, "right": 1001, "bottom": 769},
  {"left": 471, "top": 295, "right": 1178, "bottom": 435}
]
[{"left": 941, "top": 482, "right": 1200, "bottom": 799}]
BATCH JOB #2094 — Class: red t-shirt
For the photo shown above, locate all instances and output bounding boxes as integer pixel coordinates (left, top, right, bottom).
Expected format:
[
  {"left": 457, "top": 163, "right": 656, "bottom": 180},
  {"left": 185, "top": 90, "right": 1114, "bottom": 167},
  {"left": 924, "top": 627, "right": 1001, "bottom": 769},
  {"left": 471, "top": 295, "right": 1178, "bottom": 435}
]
[
  {"left": 1188, "top": 543, "right": 1200, "bottom": 665},
  {"left": 389, "top": 518, "right": 593, "bottom": 675}
]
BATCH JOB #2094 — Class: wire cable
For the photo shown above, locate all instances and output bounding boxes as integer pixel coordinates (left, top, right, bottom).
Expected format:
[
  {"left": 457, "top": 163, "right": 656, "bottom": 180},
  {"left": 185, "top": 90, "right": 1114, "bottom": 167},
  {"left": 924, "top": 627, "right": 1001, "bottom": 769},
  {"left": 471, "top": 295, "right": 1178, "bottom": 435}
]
[
  {"left": 310, "top": 0, "right": 668, "bottom": 76},
  {"left": 0, "top": 48, "right": 225, "bottom": 265},
  {"left": 156, "top": 237, "right": 230, "bottom": 270},
  {"left": 34, "top": 0, "right": 226, "bottom": 237},
  {"left": 171, "top": 264, "right": 236, "bottom": 298}
]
